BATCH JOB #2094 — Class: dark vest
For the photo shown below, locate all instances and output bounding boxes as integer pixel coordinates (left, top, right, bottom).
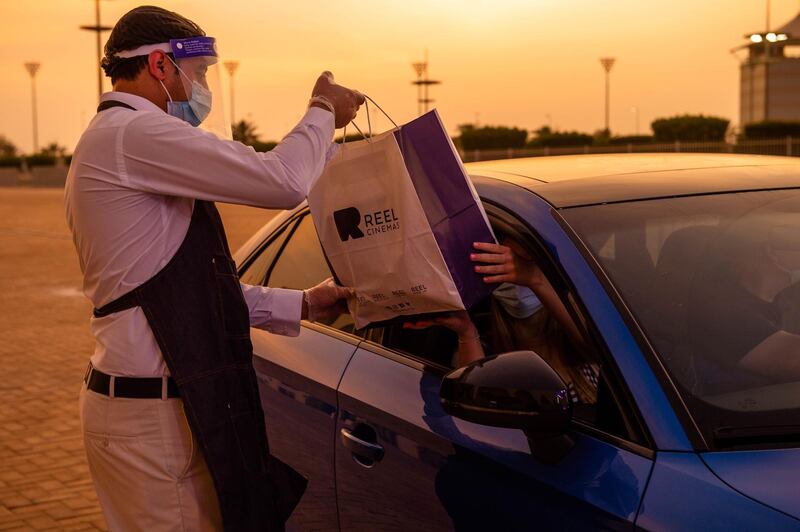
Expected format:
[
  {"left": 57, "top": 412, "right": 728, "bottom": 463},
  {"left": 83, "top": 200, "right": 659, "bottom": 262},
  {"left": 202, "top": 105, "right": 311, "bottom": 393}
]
[{"left": 93, "top": 100, "right": 307, "bottom": 530}]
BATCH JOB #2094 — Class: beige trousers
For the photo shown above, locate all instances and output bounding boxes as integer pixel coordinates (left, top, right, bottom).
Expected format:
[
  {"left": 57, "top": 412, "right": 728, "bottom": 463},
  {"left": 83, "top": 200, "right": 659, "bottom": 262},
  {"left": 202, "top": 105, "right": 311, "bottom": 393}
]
[{"left": 79, "top": 385, "right": 222, "bottom": 531}]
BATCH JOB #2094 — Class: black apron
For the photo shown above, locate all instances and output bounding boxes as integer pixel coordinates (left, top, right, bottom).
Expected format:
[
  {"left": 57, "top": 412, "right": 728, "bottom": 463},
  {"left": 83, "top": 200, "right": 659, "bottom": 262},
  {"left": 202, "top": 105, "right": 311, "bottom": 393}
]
[{"left": 93, "top": 100, "right": 307, "bottom": 531}]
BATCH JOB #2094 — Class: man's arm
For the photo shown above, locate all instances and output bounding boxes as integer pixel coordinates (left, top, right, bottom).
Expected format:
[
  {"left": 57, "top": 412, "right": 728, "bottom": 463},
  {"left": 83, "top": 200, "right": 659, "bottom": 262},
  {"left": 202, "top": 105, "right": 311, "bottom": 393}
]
[
  {"left": 241, "top": 283, "right": 304, "bottom": 337},
  {"left": 121, "top": 107, "right": 334, "bottom": 208},
  {"left": 241, "top": 278, "right": 351, "bottom": 336}
]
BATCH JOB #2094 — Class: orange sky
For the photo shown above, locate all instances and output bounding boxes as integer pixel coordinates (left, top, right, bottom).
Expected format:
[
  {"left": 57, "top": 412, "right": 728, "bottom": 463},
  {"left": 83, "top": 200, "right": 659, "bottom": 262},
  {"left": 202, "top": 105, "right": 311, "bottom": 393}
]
[{"left": 2, "top": 0, "right": 799, "bottom": 153}]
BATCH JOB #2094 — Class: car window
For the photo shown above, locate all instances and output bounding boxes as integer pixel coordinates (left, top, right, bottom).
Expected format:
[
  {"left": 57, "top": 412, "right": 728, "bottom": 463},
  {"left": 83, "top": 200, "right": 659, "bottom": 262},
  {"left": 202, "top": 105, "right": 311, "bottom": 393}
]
[
  {"left": 363, "top": 216, "right": 637, "bottom": 443},
  {"left": 564, "top": 189, "right": 800, "bottom": 449},
  {"left": 269, "top": 213, "right": 356, "bottom": 334},
  {"left": 239, "top": 218, "right": 297, "bottom": 286}
]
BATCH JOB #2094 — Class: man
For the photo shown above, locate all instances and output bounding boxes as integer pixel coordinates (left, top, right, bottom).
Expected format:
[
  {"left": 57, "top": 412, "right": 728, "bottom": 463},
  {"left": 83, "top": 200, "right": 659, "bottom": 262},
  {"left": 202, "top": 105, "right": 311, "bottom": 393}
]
[{"left": 65, "top": 6, "right": 363, "bottom": 530}]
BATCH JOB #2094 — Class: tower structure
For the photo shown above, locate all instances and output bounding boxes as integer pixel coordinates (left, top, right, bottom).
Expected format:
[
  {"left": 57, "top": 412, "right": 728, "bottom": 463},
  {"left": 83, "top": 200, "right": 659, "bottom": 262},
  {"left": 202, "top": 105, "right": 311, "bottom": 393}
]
[
  {"left": 411, "top": 50, "right": 441, "bottom": 115},
  {"left": 736, "top": 11, "right": 800, "bottom": 124}
]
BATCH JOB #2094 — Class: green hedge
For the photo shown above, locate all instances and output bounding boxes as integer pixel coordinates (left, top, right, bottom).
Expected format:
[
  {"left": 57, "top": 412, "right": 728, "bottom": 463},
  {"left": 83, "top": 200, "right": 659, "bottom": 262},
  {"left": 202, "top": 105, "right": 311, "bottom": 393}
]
[
  {"left": 528, "top": 131, "right": 593, "bottom": 148},
  {"left": 609, "top": 135, "right": 655, "bottom": 145},
  {"left": 651, "top": 115, "right": 729, "bottom": 142},
  {"left": 0, "top": 156, "right": 22, "bottom": 169},
  {"left": 458, "top": 125, "right": 528, "bottom": 150},
  {"left": 743, "top": 121, "right": 800, "bottom": 139},
  {"left": 25, "top": 154, "right": 57, "bottom": 167}
]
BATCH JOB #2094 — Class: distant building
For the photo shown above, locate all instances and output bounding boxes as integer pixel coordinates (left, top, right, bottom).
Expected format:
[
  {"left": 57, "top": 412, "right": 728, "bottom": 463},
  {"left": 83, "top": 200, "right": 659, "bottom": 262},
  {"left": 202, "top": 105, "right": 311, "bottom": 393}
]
[{"left": 739, "top": 11, "right": 800, "bottom": 125}]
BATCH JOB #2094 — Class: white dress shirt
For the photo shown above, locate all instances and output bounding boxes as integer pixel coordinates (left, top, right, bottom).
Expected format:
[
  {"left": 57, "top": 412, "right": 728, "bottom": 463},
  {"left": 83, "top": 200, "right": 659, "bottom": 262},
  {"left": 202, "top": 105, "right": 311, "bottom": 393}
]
[{"left": 65, "top": 91, "right": 335, "bottom": 377}]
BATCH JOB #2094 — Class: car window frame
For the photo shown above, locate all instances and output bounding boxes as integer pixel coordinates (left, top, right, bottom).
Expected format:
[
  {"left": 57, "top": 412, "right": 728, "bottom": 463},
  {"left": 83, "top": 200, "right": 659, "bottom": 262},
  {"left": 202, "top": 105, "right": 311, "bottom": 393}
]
[
  {"left": 239, "top": 208, "right": 366, "bottom": 343},
  {"left": 484, "top": 201, "right": 654, "bottom": 455},
  {"left": 237, "top": 213, "right": 302, "bottom": 285}
]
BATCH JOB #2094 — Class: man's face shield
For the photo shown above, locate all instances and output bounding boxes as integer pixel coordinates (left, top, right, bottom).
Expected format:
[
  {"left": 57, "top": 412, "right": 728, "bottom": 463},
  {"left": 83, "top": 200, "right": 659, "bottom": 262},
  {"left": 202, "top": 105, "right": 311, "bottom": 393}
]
[{"left": 114, "top": 36, "right": 230, "bottom": 139}]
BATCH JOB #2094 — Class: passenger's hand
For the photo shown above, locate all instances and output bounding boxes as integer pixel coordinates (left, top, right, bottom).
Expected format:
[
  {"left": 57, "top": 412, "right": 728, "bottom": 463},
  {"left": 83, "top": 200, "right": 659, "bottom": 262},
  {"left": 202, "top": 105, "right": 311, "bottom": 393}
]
[
  {"left": 471, "top": 241, "right": 545, "bottom": 288},
  {"left": 303, "top": 277, "right": 353, "bottom": 322},
  {"left": 402, "top": 310, "right": 477, "bottom": 341},
  {"left": 311, "top": 71, "right": 365, "bottom": 128}
]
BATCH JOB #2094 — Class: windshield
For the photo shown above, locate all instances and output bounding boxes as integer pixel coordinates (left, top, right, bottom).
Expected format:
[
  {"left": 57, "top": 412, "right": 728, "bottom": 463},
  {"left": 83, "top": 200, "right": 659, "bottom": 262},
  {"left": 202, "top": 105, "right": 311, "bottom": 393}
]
[{"left": 562, "top": 189, "right": 800, "bottom": 449}]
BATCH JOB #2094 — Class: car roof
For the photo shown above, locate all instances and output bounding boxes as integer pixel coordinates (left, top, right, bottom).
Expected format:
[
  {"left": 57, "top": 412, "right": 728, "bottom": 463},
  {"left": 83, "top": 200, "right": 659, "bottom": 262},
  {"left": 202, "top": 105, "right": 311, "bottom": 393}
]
[{"left": 465, "top": 153, "right": 800, "bottom": 208}]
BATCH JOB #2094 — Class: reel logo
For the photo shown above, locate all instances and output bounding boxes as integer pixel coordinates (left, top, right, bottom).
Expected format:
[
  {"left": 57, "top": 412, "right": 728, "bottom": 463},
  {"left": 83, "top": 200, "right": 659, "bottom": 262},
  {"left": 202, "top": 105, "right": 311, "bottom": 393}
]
[
  {"left": 333, "top": 206, "right": 401, "bottom": 242},
  {"left": 333, "top": 207, "right": 364, "bottom": 241}
]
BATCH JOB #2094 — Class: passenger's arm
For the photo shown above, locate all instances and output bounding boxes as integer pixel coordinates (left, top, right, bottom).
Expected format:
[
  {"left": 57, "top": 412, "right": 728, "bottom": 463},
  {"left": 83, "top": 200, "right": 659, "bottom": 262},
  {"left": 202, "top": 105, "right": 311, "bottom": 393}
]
[
  {"left": 471, "top": 242, "right": 586, "bottom": 348},
  {"left": 404, "top": 311, "right": 485, "bottom": 367}
]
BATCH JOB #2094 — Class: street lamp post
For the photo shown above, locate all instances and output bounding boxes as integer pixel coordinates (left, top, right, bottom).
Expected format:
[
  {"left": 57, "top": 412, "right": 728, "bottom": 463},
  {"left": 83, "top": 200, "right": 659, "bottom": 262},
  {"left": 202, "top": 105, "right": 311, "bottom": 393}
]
[
  {"left": 24, "top": 62, "right": 40, "bottom": 154},
  {"left": 631, "top": 106, "right": 640, "bottom": 135},
  {"left": 223, "top": 61, "right": 240, "bottom": 126},
  {"left": 80, "top": 0, "right": 112, "bottom": 101},
  {"left": 600, "top": 57, "right": 616, "bottom": 134}
]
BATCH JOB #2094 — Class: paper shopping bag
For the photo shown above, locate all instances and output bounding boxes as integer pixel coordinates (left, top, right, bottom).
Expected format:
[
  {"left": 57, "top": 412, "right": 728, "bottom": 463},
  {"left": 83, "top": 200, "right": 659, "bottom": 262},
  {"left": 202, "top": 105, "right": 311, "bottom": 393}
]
[{"left": 308, "top": 109, "right": 495, "bottom": 328}]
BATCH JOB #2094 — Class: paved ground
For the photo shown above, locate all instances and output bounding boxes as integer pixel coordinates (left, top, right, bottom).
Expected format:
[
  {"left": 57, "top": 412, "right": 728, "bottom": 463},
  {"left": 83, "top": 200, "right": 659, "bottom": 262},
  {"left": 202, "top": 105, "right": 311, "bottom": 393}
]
[{"left": 0, "top": 188, "right": 277, "bottom": 530}]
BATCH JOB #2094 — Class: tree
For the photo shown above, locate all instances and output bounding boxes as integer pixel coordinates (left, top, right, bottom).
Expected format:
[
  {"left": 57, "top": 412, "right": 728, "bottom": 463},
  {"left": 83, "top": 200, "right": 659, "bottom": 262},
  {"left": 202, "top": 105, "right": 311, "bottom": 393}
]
[
  {"left": 457, "top": 124, "right": 528, "bottom": 150},
  {"left": 651, "top": 115, "right": 729, "bottom": 142},
  {"left": 38, "top": 142, "right": 67, "bottom": 157},
  {"left": 231, "top": 119, "right": 261, "bottom": 145},
  {"left": 231, "top": 119, "right": 276, "bottom": 152},
  {"left": 0, "top": 135, "right": 17, "bottom": 157}
]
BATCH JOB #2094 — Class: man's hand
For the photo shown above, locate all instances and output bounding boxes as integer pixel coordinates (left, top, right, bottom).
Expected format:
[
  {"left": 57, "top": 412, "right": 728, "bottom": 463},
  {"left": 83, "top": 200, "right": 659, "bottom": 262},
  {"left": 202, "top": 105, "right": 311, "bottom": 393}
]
[
  {"left": 311, "top": 71, "right": 365, "bottom": 128},
  {"left": 303, "top": 277, "right": 352, "bottom": 322}
]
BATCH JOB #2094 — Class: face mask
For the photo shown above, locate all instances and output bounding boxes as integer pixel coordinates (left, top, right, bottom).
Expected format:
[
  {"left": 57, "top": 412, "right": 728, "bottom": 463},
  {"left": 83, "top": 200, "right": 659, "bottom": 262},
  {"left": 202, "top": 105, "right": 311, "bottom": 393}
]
[
  {"left": 159, "top": 59, "right": 212, "bottom": 126},
  {"left": 492, "top": 283, "right": 543, "bottom": 319}
]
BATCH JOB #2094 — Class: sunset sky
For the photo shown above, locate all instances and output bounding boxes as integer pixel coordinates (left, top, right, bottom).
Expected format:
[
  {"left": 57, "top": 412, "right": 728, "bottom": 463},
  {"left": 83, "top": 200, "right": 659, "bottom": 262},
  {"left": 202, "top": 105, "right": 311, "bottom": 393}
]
[{"left": 2, "top": 0, "right": 800, "bottom": 153}]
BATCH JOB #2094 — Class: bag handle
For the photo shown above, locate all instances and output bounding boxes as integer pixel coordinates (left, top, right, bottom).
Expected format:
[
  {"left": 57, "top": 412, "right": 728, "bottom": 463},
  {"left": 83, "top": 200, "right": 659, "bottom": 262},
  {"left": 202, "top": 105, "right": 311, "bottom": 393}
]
[{"left": 342, "top": 95, "right": 398, "bottom": 145}]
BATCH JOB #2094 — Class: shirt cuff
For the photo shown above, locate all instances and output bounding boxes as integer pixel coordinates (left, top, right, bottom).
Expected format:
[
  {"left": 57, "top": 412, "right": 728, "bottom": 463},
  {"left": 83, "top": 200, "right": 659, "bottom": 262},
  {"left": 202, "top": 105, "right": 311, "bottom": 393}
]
[
  {"left": 304, "top": 106, "right": 336, "bottom": 136},
  {"left": 245, "top": 285, "right": 304, "bottom": 337}
]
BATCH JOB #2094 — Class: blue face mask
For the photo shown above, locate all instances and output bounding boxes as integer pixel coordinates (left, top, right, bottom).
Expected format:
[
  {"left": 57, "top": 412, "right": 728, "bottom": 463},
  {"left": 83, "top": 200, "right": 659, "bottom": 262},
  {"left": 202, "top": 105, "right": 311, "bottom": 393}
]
[
  {"left": 492, "top": 283, "right": 543, "bottom": 319},
  {"left": 159, "top": 63, "right": 212, "bottom": 127}
]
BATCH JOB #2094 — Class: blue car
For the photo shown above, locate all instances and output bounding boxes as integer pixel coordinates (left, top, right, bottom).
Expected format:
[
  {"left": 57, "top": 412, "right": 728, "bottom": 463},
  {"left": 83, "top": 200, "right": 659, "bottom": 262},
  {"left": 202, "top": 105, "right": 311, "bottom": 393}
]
[{"left": 233, "top": 153, "right": 800, "bottom": 531}]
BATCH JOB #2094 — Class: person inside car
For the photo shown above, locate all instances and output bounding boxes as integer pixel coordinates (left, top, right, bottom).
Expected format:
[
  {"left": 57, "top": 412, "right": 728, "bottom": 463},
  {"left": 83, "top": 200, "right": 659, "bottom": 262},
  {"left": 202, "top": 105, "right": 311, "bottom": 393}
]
[
  {"left": 405, "top": 237, "right": 599, "bottom": 404},
  {"left": 690, "top": 224, "right": 800, "bottom": 383}
]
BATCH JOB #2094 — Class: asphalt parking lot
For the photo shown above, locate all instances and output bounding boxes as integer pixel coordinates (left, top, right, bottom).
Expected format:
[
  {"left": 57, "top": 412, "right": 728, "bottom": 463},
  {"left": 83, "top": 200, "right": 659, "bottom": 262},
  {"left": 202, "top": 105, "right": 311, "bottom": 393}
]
[{"left": 0, "top": 188, "right": 277, "bottom": 530}]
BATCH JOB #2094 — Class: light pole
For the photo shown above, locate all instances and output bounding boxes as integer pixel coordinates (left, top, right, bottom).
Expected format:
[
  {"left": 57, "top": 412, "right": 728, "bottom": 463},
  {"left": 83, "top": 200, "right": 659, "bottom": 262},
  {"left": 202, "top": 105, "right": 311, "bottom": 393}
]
[
  {"left": 223, "top": 61, "right": 240, "bottom": 126},
  {"left": 411, "top": 50, "right": 441, "bottom": 115},
  {"left": 600, "top": 57, "right": 616, "bottom": 134},
  {"left": 631, "top": 106, "right": 640, "bottom": 135},
  {"left": 80, "top": 0, "right": 112, "bottom": 101},
  {"left": 24, "top": 62, "right": 40, "bottom": 153}
]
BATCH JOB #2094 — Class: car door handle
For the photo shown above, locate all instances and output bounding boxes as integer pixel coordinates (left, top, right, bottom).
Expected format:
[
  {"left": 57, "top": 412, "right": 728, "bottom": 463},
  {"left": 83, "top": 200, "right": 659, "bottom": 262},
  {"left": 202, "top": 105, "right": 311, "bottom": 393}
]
[{"left": 340, "top": 427, "right": 385, "bottom": 465}]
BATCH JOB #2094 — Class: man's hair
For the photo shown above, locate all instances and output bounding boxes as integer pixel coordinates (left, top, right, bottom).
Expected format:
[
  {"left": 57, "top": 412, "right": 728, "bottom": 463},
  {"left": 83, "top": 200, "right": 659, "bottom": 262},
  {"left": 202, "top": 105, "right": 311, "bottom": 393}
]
[{"left": 101, "top": 5, "right": 205, "bottom": 84}]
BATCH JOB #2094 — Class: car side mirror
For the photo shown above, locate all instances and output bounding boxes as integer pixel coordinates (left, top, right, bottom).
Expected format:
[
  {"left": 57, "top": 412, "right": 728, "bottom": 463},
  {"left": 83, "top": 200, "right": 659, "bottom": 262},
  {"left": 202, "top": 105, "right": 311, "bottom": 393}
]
[{"left": 439, "top": 350, "right": 574, "bottom": 463}]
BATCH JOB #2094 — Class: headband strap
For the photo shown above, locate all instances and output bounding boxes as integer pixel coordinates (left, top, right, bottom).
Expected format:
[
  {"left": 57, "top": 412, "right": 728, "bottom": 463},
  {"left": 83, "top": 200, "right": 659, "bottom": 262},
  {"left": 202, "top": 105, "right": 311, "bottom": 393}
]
[{"left": 113, "top": 42, "right": 171, "bottom": 59}]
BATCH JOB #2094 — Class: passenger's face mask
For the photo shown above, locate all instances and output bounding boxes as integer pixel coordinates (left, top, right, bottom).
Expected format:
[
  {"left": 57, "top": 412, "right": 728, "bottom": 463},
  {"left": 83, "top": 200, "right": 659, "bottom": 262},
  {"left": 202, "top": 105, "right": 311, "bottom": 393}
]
[
  {"left": 159, "top": 58, "right": 212, "bottom": 127},
  {"left": 492, "top": 283, "right": 543, "bottom": 319}
]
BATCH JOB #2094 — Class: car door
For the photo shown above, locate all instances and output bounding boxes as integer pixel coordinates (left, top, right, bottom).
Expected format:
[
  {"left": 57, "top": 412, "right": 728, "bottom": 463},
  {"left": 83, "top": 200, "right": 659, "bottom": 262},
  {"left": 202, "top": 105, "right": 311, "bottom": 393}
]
[
  {"left": 333, "top": 206, "right": 656, "bottom": 531},
  {"left": 239, "top": 211, "right": 362, "bottom": 531}
]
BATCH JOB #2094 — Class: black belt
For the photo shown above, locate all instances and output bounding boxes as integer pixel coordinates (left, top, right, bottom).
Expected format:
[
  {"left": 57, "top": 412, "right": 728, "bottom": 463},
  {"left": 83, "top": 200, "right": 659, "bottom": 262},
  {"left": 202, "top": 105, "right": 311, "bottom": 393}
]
[{"left": 84, "top": 364, "right": 180, "bottom": 399}]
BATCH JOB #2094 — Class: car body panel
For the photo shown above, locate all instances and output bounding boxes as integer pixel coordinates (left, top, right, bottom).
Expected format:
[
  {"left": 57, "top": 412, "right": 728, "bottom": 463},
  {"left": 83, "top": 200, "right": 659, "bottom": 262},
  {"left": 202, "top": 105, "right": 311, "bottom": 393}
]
[
  {"left": 251, "top": 325, "right": 358, "bottom": 530},
  {"left": 473, "top": 176, "right": 695, "bottom": 451},
  {"left": 636, "top": 452, "right": 799, "bottom": 530},
  {"left": 336, "top": 345, "right": 653, "bottom": 531},
  {"left": 701, "top": 449, "right": 800, "bottom": 520},
  {"left": 468, "top": 154, "right": 800, "bottom": 207}
]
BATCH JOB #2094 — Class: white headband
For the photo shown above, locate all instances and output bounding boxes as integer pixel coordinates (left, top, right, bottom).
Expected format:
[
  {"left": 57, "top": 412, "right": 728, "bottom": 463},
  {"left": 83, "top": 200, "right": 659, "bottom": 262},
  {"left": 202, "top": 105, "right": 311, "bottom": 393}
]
[{"left": 114, "top": 42, "right": 171, "bottom": 59}]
